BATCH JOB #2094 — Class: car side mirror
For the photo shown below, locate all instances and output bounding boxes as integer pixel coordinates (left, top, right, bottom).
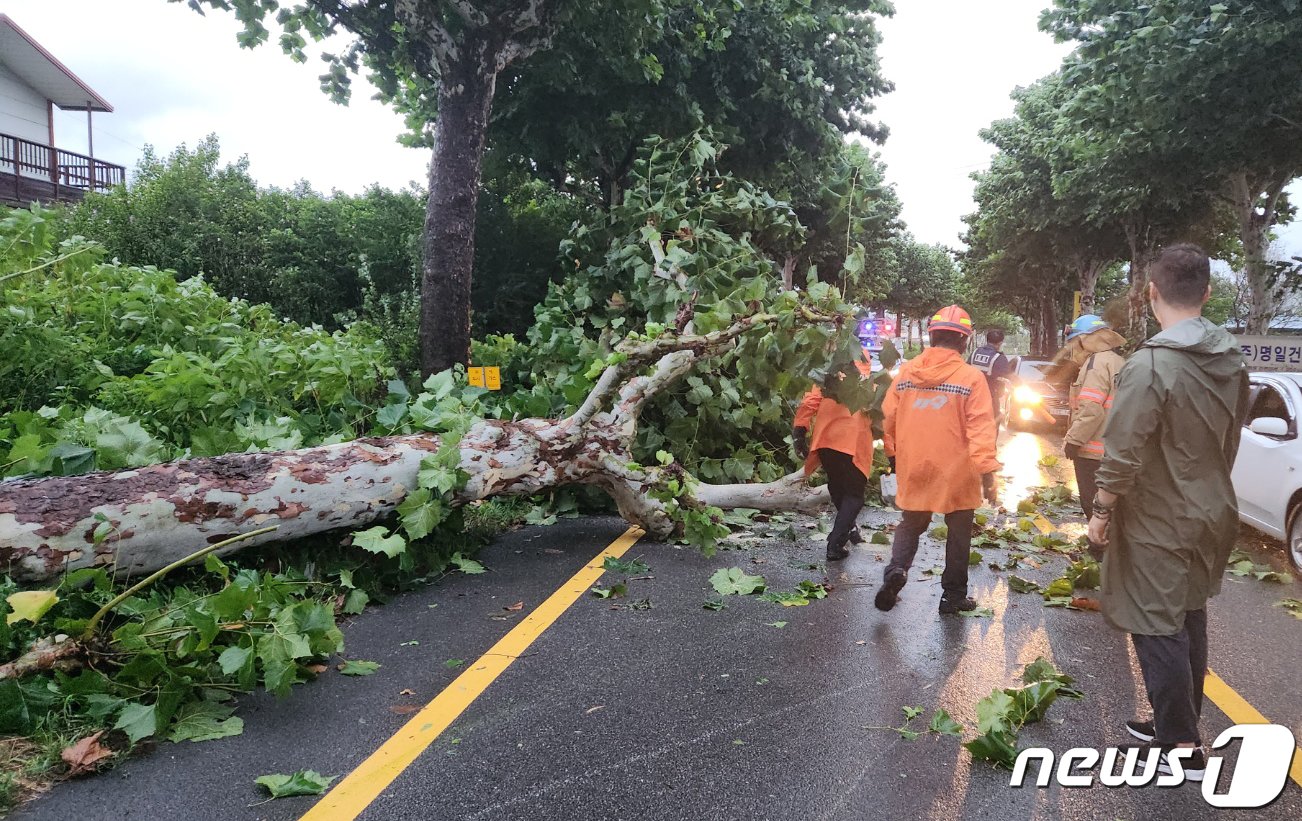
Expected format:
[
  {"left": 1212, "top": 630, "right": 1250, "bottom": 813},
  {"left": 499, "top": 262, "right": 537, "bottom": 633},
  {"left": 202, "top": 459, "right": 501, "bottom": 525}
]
[{"left": 1249, "top": 417, "right": 1290, "bottom": 437}]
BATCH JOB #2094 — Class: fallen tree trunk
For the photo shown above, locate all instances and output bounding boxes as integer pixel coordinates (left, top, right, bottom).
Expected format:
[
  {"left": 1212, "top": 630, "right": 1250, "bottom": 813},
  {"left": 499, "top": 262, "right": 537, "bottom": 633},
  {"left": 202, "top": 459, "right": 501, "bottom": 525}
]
[{"left": 2, "top": 311, "right": 837, "bottom": 583}]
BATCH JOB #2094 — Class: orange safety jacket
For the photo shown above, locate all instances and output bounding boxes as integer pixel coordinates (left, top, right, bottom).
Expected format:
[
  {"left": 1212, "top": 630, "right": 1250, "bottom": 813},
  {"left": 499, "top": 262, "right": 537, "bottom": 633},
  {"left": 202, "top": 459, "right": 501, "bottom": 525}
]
[
  {"left": 882, "top": 347, "right": 1001, "bottom": 513},
  {"left": 794, "top": 361, "right": 875, "bottom": 480}
]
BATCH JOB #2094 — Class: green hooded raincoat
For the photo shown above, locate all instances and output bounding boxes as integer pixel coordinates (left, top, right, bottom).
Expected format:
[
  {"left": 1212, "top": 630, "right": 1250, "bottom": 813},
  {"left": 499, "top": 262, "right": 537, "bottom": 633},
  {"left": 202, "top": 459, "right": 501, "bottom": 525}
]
[{"left": 1095, "top": 317, "right": 1251, "bottom": 636}]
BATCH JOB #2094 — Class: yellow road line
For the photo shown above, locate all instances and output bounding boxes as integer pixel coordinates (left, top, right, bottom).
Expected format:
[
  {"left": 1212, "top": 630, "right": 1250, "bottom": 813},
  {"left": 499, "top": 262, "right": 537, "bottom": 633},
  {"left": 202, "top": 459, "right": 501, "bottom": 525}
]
[
  {"left": 1205, "top": 668, "right": 1302, "bottom": 788},
  {"left": 299, "top": 526, "right": 645, "bottom": 821}
]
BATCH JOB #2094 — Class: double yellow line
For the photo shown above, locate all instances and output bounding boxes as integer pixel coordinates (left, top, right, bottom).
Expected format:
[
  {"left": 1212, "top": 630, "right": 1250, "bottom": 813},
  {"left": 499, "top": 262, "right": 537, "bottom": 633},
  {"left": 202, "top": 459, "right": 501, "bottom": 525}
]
[{"left": 299, "top": 527, "right": 644, "bottom": 820}]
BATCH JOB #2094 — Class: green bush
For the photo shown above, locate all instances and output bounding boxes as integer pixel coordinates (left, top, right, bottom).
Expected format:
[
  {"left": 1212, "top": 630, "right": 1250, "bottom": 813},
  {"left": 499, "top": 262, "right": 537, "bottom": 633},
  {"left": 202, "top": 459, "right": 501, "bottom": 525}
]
[{"left": 0, "top": 207, "right": 392, "bottom": 476}]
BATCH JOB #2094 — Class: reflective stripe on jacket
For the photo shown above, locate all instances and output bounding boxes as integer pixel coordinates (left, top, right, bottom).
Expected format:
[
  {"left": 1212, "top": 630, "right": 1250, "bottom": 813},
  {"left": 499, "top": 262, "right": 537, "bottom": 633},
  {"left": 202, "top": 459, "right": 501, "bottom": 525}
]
[{"left": 1066, "top": 349, "right": 1124, "bottom": 460}]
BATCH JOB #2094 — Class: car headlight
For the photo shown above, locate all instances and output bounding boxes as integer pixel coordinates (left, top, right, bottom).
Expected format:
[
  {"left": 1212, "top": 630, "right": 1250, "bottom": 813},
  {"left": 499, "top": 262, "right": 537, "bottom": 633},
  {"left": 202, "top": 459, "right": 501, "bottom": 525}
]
[{"left": 1013, "top": 385, "right": 1041, "bottom": 404}]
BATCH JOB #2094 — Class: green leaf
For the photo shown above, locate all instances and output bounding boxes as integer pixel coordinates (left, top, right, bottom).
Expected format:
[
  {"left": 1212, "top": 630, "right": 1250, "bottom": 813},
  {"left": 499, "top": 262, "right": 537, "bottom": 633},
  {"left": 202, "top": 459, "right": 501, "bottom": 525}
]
[
  {"left": 590, "top": 583, "right": 628, "bottom": 599},
  {"left": 338, "top": 660, "right": 380, "bottom": 676},
  {"left": 1042, "top": 577, "right": 1074, "bottom": 600},
  {"left": 968, "top": 550, "right": 983, "bottom": 566},
  {"left": 218, "top": 645, "right": 253, "bottom": 676},
  {"left": 1228, "top": 559, "right": 1256, "bottom": 577},
  {"left": 0, "top": 679, "right": 59, "bottom": 734},
  {"left": 710, "top": 567, "right": 766, "bottom": 596},
  {"left": 1006, "top": 681, "right": 1061, "bottom": 726},
  {"left": 114, "top": 702, "right": 158, "bottom": 743},
  {"left": 603, "top": 556, "right": 650, "bottom": 575},
  {"left": 964, "top": 729, "right": 1019, "bottom": 769},
  {"left": 759, "top": 590, "right": 812, "bottom": 607},
  {"left": 929, "top": 524, "right": 949, "bottom": 540},
  {"left": 5, "top": 590, "right": 59, "bottom": 625},
  {"left": 167, "top": 702, "right": 244, "bottom": 743},
  {"left": 928, "top": 709, "right": 964, "bottom": 737},
  {"left": 975, "top": 689, "right": 1015, "bottom": 735},
  {"left": 1275, "top": 598, "right": 1302, "bottom": 619},
  {"left": 703, "top": 599, "right": 727, "bottom": 611},
  {"left": 255, "top": 770, "right": 337, "bottom": 798},
  {"left": 959, "top": 606, "right": 994, "bottom": 618},
  {"left": 398, "top": 488, "right": 447, "bottom": 541},
  {"left": 342, "top": 589, "right": 369, "bottom": 615},
  {"left": 450, "top": 553, "right": 486, "bottom": 574},
  {"left": 1254, "top": 569, "right": 1292, "bottom": 584},
  {"left": 870, "top": 531, "right": 890, "bottom": 545},
  {"left": 444, "top": 658, "right": 464, "bottom": 669},
  {"left": 902, "top": 705, "right": 924, "bottom": 720},
  {"left": 765, "top": 621, "right": 787, "bottom": 628},
  {"left": 352, "top": 526, "right": 407, "bottom": 559},
  {"left": 1008, "top": 576, "right": 1040, "bottom": 594}
]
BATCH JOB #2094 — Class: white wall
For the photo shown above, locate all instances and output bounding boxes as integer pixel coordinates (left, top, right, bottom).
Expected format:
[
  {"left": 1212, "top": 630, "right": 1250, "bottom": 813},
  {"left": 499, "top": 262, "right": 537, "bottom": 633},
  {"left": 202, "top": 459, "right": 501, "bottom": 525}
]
[{"left": 0, "top": 63, "right": 50, "bottom": 144}]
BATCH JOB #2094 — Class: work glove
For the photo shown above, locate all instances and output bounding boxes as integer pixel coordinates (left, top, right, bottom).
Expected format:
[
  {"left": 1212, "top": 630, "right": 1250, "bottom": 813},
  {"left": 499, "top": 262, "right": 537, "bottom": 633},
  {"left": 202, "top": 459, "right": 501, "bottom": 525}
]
[
  {"left": 1063, "top": 443, "right": 1080, "bottom": 461},
  {"left": 981, "top": 472, "right": 999, "bottom": 504},
  {"left": 792, "top": 427, "right": 809, "bottom": 459}
]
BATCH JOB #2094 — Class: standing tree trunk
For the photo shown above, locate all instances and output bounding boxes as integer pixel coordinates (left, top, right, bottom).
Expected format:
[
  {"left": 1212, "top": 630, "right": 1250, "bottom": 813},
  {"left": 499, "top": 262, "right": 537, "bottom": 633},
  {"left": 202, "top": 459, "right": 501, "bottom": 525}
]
[
  {"left": 1228, "top": 170, "right": 1294, "bottom": 335},
  {"left": 420, "top": 37, "right": 499, "bottom": 377},
  {"left": 1074, "top": 256, "right": 1107, "bottom": 316},
  {"left": 1123, "top": 220, "right": 1157, "bottom": 343}
]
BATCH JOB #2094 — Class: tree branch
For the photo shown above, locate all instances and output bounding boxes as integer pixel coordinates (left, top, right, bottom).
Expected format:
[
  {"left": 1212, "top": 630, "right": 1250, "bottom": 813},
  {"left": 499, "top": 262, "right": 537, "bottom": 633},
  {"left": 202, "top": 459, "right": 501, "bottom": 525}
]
[
  {"left": 497, "top": 28, "right": 553, "bottom": 70},
  {"left": 394, "top": 0, "right": 458, "bottom": 68},
  {"left": 448, "top": 0, "right": 489, "bottom": 27}
]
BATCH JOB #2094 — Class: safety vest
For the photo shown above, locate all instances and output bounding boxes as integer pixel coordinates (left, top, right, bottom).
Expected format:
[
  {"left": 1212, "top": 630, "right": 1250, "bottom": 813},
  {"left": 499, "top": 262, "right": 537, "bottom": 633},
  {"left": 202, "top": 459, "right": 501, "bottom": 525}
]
[{"left": 969, "top": 345, "right": 999, "bottom": 375}]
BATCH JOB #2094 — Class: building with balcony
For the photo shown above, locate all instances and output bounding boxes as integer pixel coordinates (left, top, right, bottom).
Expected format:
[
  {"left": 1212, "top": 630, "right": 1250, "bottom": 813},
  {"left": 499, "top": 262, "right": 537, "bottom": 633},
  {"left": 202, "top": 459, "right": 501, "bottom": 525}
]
[{"left": 0, "top": 14, "right": 125, "bottom": 208}]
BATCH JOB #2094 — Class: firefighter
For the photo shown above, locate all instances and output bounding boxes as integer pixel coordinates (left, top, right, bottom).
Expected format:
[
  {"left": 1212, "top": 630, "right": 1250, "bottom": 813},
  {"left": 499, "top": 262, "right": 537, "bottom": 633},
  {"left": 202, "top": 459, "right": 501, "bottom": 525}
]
[
  {"left": 969, "top": 328, "right": 1015, "bottom": 431},
  {"left": 793, "top": 357, "right": 875, "bottom": 561},
  {"left": 1061, "top": 315, "right": 1126, "bottom": 519},
  {"left": 876, "top": 305, "right": 1002, "bottom": 614}
]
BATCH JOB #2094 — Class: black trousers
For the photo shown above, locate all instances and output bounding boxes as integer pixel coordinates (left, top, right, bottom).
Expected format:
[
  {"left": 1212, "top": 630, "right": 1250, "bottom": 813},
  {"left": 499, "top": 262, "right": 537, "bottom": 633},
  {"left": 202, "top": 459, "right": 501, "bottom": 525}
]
[
  {"left": 885, "top": 509, "right": 975, "bottom": 601},
  {"left": 1130, "top": 609, "right": 1208, "bottom": 745},
  {"left": 1074, "top": 456, "right": 1100, "bottom": 518},
  {"left": 817, "top": 449, "right": 866, "bottom": 551}
]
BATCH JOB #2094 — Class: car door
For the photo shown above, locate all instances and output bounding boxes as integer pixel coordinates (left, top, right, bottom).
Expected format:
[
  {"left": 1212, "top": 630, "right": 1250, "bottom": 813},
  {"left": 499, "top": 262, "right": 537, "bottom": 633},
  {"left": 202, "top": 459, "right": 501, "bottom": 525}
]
[{"left": 1231, "top": 378, "right": 1296, "bottom": 535}]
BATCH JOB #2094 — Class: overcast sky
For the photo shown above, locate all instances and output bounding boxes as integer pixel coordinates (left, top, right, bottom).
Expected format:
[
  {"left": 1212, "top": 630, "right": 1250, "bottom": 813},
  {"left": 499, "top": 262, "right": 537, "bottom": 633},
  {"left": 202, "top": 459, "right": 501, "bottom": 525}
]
[{"left": 5, "top": 0, "right": 1300, "bottom": 254}]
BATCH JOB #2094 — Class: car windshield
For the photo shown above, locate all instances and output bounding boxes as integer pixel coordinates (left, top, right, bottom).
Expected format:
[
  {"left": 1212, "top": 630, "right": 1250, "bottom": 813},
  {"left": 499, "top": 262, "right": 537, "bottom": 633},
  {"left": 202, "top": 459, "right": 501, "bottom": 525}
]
[{"left": 1019, "top": 361, "right": 1049, "bottom": 381}]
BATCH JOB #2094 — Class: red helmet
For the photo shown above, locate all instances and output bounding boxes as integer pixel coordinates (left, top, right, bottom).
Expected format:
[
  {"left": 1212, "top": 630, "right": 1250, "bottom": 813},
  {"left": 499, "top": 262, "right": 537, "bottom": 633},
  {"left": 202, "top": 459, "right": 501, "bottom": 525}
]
[{"left": 928, "top": 305, "right": 974, "bottom": 337}]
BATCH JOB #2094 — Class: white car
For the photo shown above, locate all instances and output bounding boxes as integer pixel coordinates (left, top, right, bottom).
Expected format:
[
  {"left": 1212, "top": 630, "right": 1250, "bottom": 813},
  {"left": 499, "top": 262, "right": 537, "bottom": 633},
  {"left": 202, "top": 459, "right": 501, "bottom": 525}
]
[{"left": 1231, "top": 371, "right": 1302, "bottom": 571}]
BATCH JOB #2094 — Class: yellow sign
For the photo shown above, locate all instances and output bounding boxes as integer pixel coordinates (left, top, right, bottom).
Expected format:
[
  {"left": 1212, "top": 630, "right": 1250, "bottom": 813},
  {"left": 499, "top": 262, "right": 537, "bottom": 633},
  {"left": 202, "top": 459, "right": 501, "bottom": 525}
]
[
  {"left": 1072, "top": 291, "right": 1082, "bottom": 320},
  {"left": 467, "top": 367, "right": 485, "bottom": 387},
  {"left": 485, "top": 367, "right": 501, "bottom": 391}
]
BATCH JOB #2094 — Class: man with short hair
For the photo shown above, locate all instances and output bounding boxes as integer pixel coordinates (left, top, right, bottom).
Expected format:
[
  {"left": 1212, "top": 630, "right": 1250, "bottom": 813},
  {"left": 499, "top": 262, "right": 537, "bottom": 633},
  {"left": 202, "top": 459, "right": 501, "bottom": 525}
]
[
  {"left": 877, "top": 305, "right": 1001, "bottom": 615},
  {"left": 1088, "top": 243, "right": 1250, "bottom": 783},
  {"left": 969, "top": 329, "right": 1014, "bottom": 431}
]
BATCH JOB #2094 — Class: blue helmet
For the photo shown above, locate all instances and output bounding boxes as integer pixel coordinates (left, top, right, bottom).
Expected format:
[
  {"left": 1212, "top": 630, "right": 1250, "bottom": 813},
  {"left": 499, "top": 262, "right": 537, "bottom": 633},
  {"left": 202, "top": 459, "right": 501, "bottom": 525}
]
[{"left": 1067, "top": 314, "right": 1108, "bottom": 340}]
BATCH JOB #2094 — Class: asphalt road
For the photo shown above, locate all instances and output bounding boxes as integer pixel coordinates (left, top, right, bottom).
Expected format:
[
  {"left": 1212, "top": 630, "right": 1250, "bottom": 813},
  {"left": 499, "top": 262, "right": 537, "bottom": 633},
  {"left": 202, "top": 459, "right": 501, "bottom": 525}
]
[{"left": 15, "top": 430, "right": 1302, "bottom": 821}]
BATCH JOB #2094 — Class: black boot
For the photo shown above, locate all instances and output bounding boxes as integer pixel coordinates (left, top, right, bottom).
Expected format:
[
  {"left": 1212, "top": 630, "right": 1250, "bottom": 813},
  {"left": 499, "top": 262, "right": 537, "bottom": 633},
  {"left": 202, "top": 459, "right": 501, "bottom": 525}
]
[
  {"left": 826, "top": 536, "right": 850, "bottom": 561},
  {"left": 938, "top": 595, "right": 978, "bottom": 614},
  {"left": 875, "top": 568, "right": 906, "bottom": 610}
]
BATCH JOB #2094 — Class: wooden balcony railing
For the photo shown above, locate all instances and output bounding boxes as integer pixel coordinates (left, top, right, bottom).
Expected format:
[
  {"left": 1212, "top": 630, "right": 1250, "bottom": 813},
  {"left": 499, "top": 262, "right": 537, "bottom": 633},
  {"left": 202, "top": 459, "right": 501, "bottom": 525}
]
[{"left": 0, "top": 131, "right": 125, "bottom": 207}]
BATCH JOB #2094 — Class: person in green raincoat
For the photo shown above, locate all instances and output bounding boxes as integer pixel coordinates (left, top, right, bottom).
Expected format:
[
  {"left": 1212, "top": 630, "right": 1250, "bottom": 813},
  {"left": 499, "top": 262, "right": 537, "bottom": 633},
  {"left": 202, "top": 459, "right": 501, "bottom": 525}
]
[{"left": 1088, "top": 244, "right": 1250, "bottom": 783}]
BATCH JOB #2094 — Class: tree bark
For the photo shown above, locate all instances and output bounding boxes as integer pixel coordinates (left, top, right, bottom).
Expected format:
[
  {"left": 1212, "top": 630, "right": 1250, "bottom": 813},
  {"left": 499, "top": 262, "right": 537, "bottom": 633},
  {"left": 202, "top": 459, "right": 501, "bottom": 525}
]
[
  {"left": 1074, "top": 256, "right": 1107, "bottom": 316},
  {"left": 1228, "top": 170, "right": 1294, "bottom": 335},
  {"left": 1123, "top": 220, "right": 1156, "bottom": 343},
  {"left": 2, "top": 311, "right": 839, "bottom": 583},
  {"left": 420, "top": 36, "right": 500, "bottom": 377}
]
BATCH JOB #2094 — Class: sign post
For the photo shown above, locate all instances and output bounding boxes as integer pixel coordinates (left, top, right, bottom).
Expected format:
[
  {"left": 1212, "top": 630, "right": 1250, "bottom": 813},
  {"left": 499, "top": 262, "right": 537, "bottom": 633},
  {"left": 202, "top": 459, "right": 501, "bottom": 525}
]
[{"left": 1072, "top": 291, "right": 1082, "bottom": 321}]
